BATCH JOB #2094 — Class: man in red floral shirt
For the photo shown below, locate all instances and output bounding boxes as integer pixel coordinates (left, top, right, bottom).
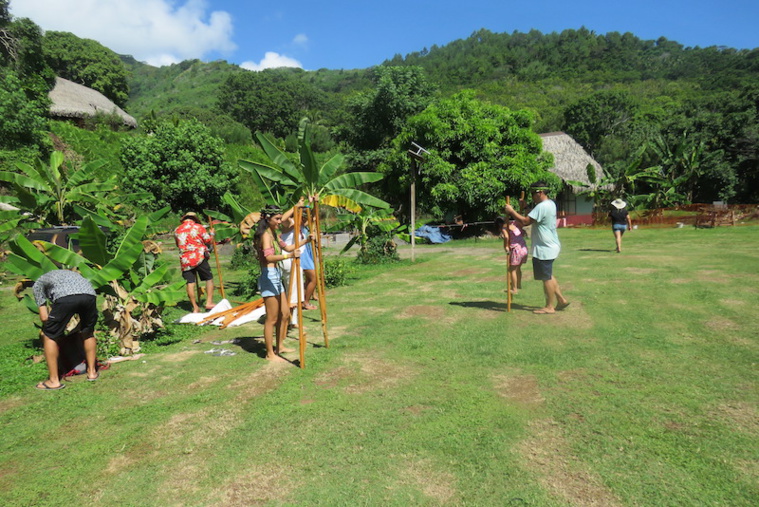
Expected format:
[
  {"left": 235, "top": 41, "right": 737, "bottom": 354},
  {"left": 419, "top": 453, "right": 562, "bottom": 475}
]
[{"left": 174, "top": 212, "right": 215, "bottom": 313}]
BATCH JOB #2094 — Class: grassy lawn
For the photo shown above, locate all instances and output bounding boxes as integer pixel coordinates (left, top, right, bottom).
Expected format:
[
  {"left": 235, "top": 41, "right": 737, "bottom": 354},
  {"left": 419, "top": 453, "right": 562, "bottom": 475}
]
[{"left": 1, "top": 225, "right": 757, "bottom": 505}]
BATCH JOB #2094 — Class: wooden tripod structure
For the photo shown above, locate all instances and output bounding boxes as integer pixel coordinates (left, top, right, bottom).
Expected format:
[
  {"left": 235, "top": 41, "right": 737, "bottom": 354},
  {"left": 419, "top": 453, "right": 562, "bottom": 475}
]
[
  {"left": 308, "top": 201, "right": 329, "bottom": 348},
  {"left": 505, "top": 195, "right": 512, "bottom": 313}
]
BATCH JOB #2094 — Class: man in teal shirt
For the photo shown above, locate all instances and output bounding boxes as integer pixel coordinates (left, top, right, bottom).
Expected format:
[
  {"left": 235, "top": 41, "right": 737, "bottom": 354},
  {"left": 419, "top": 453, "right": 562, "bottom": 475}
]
[{"left": 504, "top": 181, "right": 569, "bottom": 314}]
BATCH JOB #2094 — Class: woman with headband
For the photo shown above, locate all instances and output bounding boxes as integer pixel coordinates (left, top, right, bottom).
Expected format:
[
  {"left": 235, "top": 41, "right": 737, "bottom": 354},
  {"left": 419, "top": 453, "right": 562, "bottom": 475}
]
[{"left": 254, "top": 201, "right": 302, "bottom": 362}]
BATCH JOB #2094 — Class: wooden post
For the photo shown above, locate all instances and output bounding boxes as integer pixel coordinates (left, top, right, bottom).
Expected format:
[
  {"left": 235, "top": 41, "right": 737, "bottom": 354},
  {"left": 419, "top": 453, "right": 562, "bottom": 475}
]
[
  {"left": 311, "top": 201, "right": 329, "bottom": 347},
  {"left": 410, "top": 159, "right": 417, "bottom": 263},
  {"left": 506, "top": 196, "right": 512, "bottom": 313},
  {"left": 293, "top": 206, "right": 306, "bottom": 368},
  {"left": 207, "top": 215, "right": 225, "bottom": 300}
]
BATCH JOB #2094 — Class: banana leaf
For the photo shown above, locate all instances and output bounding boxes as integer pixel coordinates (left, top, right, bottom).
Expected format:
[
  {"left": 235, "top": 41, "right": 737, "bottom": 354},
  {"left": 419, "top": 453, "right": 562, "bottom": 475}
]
[
  {"left": 318, "top": 154, "right": 345, "bottom": 186},
  {"left": 327, "top": 188, "right": 390, "bottom": 209},
  {"left": 8, "top": 235, "right": 58, "bottom": 273},
  {"left": 78, "top": 216, "right": 109, "bottom": 267},
  {"left": 90, "top": 216, "right": 148, "bottom": 287}
]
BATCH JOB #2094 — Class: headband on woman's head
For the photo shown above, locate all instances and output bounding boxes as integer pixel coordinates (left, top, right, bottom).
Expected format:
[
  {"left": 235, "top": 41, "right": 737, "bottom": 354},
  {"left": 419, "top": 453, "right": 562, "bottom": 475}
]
[{"left": 260, "top": 206, "right": 283, "bottom": 217}]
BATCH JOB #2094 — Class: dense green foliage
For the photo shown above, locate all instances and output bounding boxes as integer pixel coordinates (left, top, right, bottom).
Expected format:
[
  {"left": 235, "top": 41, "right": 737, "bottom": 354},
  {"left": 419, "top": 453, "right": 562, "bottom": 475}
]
[
  {"left": 120, "top": 119, "right": 237, "bottom": 213},
  {"left": 42, "top": 31, "right": 129, "bottom": 107},
  {"left": 217, "top": 68, "right": 325, "bottom": 138},
  {"left": 0, "top": 3, "right": 53, "bottom": 159},
  {"left": 380, "top": 91, "right": 557, "bottom": 220}
]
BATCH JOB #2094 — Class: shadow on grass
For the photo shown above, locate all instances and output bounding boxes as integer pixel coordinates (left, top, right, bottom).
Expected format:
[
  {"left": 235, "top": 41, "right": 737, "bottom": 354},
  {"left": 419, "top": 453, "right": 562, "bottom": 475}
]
[
  {"left": 449, "top": 300, "right": 538, "bottom": 313},
  {"left": 578, "top": 248, "right": 615, "bottom": 252}
]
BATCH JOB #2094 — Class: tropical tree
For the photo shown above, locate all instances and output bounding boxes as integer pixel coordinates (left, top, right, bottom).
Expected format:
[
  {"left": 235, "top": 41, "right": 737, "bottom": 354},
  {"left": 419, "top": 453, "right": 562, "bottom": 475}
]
[
  {"left": 647, "top": 132, "right": 707, "bottom": 203},
  {"left": 239, "top": 119, "right": 389, "bottom": 211},
  {"left": 379, "top": 90, "right": 557, "bottom": 221},
  {"left": 217, "top": 68, "right": 324, "bottom": 138},
  {"left": 0, "top": 151, "right": 120, "bottom": 226},
  {"left": 120, "top": 119, "right": 237, "bottom": 213},
  {"left": 8, "top": 211, "right": 185, "bottom": 354}
]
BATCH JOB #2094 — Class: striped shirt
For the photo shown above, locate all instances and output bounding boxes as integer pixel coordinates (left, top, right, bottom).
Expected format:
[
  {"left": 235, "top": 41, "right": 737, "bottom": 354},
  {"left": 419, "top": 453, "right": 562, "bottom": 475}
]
[{"left": 33, "top": 270, "right": 96, "bottom": 307}]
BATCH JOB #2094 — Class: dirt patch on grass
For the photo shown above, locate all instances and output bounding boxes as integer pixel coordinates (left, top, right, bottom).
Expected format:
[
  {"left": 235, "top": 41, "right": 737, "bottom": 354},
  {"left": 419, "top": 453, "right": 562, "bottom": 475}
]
[
  {"left": 622, "top": 267, "right": 657, "bottom": 275},
  {"left": 402, "top": 305, "right": 447, "bottom": 319},
  {"left": 0, "top": 396, "right": 25, "bottom": 413},
  {"left": 720, "top": 298, "right": 746, "bottom": 306},
  {"left": 493, "top": 373, "right": 545, "bottom": 410},
  {"left": 712, "top": 401, "right": 759, "bottom": 434},
  {"left": 211, "top": 464, "right": 295, "bottom": 506},
  {"left": 229, "top": 361, "right": 292, "bottom": 401},
  {"left": 187, "top": 375, "right": 218, "bottom": 390},
  {"left": 518, "top": 418, "right": 622, "bottom": 506},
  {"left": 704, "top": 316, "right": 740, "bottom": 332},
  {"left": 159, "top": 350, "right": 201, "bottom": 362},
  {"left": 315, "top": 353, "right": 417, "bottom": 394},
  {"left": 400, "top": 458, "right": 458, "bottom": 503}
]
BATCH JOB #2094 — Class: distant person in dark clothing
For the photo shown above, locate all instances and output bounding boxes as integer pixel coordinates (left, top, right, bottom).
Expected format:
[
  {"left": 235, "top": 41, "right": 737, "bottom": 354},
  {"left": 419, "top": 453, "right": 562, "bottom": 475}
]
[
  {"left": 609, "top": 199, "right": 633, "bottom": 253},
  {"left": 33, "top": 269, "right": 99, "bottom": 390}
]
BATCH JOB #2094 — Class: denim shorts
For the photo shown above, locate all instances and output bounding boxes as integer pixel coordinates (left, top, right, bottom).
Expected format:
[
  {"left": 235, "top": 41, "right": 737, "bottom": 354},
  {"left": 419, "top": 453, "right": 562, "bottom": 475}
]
[
  {"left": 258, "top": 267, "right": 284, "bottom": 297},
  {"left": 612, "top": 224, "right": 628, "bottom": 233}
]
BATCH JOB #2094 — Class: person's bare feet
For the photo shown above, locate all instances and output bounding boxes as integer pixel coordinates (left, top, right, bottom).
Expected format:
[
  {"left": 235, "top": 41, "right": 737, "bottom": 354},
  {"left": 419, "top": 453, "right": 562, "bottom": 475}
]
[
  {"left": 192, "top": 306, "right": 201, "bottom": 313},
  {"left": 205, "top": 303, "right": 216, "bottom": 310},
  {"left": 533, "top": 308, "right": 555, "bottom": 314},
  {"left": 266, "top": 354, "right": 288, "bottom": 363},
  {"left": 277, "top": 346, "right": 295, "bottom": 354},
  {"left": 556, "top": 301, "right": 571, "bottom": 311}
]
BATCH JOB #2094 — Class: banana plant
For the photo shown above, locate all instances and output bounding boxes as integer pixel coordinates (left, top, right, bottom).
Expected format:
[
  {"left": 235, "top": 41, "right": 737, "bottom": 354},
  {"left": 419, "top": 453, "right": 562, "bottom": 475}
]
[
  {"left": 328, "top": 206, "right": 406, "bottom": 256},
  {"left": 238, "top": 119, "right": 389, "bottom": 211},
  {"left": 0, "top": 151, "right": 120, "bottom": 226},
  {"left": 8, "top": 213, "right": 185, "bottom": 355}
]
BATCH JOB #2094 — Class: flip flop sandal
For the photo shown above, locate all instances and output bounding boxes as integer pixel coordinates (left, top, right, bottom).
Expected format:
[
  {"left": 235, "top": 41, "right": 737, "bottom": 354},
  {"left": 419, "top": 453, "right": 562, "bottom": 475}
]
[{"left": 36, "top": 381, "right": 65, "bottom": 390}]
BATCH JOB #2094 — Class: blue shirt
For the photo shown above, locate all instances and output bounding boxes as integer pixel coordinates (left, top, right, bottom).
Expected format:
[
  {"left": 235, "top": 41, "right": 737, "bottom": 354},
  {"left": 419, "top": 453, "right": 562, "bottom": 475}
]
[{"left": 528, "top": 199, "right": 561, "bottom": 260}]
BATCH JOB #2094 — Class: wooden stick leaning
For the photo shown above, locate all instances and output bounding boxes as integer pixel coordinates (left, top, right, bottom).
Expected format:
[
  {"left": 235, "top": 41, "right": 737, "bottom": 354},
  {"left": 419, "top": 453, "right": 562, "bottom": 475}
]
[
  {"left": 207, "top": 214, "right": 226, "bottom": 300},
  {"left": 293, "top": 205, "right": 306, "bottom": 368},
  {"left": 310, "top": 201, "right": 329, "bottom": 347},
  {"left": 506, "top": 195, "right": 512, "bottom": 313}
]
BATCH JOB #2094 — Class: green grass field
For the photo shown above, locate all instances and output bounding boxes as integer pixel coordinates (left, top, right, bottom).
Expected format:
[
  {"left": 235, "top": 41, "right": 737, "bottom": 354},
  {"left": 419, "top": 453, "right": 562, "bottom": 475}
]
[{"left": 1, "top": 225, "right": 757, "bottom": 506}]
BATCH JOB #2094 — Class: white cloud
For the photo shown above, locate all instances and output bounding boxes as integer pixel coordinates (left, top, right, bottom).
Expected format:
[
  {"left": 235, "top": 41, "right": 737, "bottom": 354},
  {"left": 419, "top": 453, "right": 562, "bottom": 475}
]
[
  {"left": 10, "top": 0, "right": 236, "bottom": 66},
  {"left": 292, "top": 33, "right": 308, "bottom": 47},
  {"left": 240, "top": 52, "right": 303, "bottom": 71}
]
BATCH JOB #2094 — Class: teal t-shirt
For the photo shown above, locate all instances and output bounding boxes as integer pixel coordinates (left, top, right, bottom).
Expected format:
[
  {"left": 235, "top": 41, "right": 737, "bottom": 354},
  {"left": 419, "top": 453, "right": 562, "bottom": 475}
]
[{"left": 528, "top": 199, "right": 561, "bottom": 260}]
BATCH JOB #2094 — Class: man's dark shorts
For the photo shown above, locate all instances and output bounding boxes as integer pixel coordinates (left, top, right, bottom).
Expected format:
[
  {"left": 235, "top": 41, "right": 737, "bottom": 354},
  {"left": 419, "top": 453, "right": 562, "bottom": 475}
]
[
  {"left": 532, "top": 258, "right": 554, "bottom": 281},
  {"left": 43, "top": 294, "right": 98, "bottom": 342},
  {"left": 182, "top": 259, "right": 213, "bottom": 284}
]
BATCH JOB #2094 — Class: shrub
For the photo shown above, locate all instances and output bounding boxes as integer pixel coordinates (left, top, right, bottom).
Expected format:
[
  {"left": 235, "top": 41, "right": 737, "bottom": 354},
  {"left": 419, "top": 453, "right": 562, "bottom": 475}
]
[
  {"left": 323, "top": 257, "right": 354, "bottom": 287},
  {"left": 355, "top": 235, "right": 400, "bottom": 265},
  {"left": 232, "top": 265, "right": 261, "bottom": 300}
]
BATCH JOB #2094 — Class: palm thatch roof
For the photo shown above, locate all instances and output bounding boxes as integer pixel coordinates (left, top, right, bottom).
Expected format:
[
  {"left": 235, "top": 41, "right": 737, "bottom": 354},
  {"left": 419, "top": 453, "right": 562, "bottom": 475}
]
[
  {"left": 540, "top": 132, "right": 604, "bottom": 192},
  {"left": 48, "top": 77, "right": 137, "bottom": 128}
]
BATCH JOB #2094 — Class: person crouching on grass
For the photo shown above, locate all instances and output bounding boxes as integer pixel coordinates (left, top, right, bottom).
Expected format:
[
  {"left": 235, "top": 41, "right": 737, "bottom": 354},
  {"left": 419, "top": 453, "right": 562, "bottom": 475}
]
[
  {"left": 504, "top": 181, "right": 570, "bottom": 314},
  {"left": 33, "top": 269, "right": 99, "bottom": 390},
  {"left": 254, "top": 204, "right": 301, "bottom": 362}
]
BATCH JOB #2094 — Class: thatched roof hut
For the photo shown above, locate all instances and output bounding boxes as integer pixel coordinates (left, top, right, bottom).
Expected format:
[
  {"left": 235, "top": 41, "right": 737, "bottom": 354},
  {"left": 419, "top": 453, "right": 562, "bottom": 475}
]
[
  {"left": 539, "top": 132, "right": 604, "bottom": 192},
  {"left": 48, "top": 77, "right": 137, "bottom": 129}
]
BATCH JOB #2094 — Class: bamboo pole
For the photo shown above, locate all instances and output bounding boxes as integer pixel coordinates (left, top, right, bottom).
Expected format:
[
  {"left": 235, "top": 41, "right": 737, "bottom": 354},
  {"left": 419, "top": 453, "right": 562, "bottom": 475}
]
[
  {"left": 506, "top": 196, "right": 512, "bottom": 313},
  {"left": 311, "top": 200, "right": 329, "bottom": 347},
  {"left": 293, "top": 206, "right": 306, "bottom": 368},
  {"left": 207, "top": 215, "right": 226, "bottom": 300}
]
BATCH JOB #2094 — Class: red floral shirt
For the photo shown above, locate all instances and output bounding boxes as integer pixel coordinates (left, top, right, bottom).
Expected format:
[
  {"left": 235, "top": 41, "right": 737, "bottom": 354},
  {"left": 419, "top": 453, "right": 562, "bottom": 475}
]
[{"left": 174, "top": 220, "right": 213, "bottom": 271}]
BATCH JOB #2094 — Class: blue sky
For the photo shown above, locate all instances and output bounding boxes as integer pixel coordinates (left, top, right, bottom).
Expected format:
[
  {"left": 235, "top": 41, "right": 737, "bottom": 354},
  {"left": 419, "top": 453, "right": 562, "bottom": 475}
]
[{"left": 11, "top": 0, "right": 759, "bottom": 70}]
